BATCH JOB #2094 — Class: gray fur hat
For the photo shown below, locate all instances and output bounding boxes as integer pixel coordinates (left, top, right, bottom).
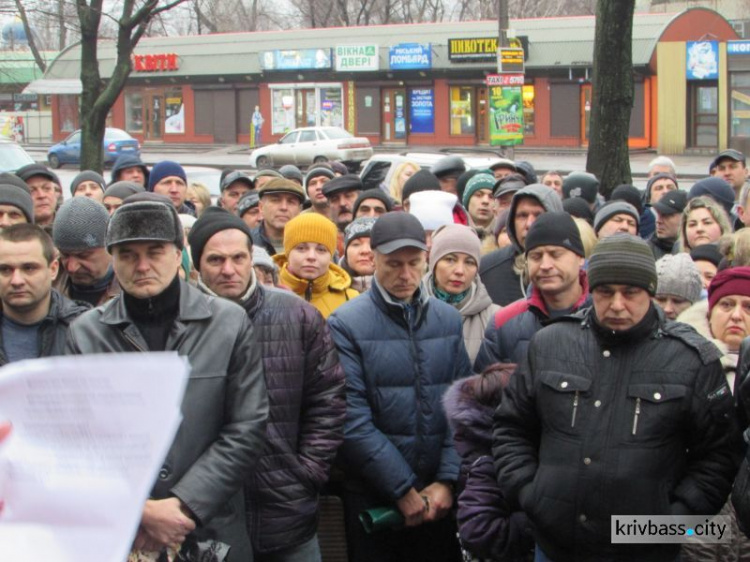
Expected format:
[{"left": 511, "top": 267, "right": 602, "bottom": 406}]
[
  {"left": 655, "top": 253, "right": 703, "bottom": 304},
  {"left": 106, "top": 192, "right": 183, "bottom": 251},
  {"left": 0, "top": 183, "right": 34, "bottom": 223},
  {"left": 53, "top": 197, "right": 109, "bottom": 252}
]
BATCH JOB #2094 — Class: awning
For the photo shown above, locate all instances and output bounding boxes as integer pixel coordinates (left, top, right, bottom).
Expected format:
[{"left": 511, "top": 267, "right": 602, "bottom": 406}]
[{"left": 23, "top": 79, "right": 82, "bottom": 95}]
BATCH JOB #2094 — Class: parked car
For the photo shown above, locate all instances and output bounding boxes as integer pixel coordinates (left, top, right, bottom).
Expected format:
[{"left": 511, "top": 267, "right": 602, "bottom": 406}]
[
  {"left": 0, "top": 138, "right": 35, "bottom": 173},
  {"left": 47, "top": 128, "right": 140, "bottom": 169},
  {"left": 249, "top": 126, "right": 373, "bottom": 169}
]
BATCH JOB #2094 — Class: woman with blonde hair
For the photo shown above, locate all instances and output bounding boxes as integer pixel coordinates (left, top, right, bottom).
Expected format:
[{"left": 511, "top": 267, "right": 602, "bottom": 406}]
[
  {"left": 386, "top": 160, "right": 419, "bottom": 203},
  {"left": 187, "top": 181, "right": 212, "bottom": 217},
  {"left": 678, "top": 195, "right": 733, "bottom": 253}
]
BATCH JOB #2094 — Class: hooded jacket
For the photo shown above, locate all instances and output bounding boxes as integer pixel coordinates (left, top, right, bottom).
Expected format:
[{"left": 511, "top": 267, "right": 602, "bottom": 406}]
[
  {"left": 493, "top": 306, "right": 737, "bottom": 562},
  {"left": 443, "top": 374, "right": 534, "bottom": 561},
  {"left": 328, "top": 279, "right": 472, "bottom": 501},
  {"left": 474, "top": 271, "right": 590, "bottom": 372},
  {"left": 0, "top": 289, "right": 89, "bottom": 365},
  {"left": 423, "top": 273, "right": 499, "bottom": 363},
  {"left": 480, "top": 184, "right": 564, "bottom": 306},
  {"left": 274, "top": 255, "right": 359, "bottom": 319},
  {"left": 110, "top": 153, "right": 149, "bottom": 185}
]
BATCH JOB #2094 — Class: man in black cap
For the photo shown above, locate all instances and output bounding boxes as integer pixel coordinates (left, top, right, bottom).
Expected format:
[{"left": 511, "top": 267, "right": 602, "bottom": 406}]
[
  {"left": 53, "top": 197, "right": 120, "bottom": 307},
  {"left": 494, "top": 233, "right": 737, "bottom": 562},
  {"left": 648, "top": 190, "right": 687, "bottom": 259},
  {"left": 493, "top": 173, "right": 527, "bottom": 212},
  {"left": 253, "top": 177, "right": 305, "bottom": 255},
  {"left": 353, "top": 188, "right": 392, "bottom": 219},
  {"left": 0, "top": 181, "right": 34, "bottom": 228},
  {"left": 219, "top": 170, "right": 254, "bottom": 214},
  {"left": 329, "top": 211, "right": 472, "bottom": 562},
  {"left": 489, "top": 158, "right": 516, "bottom": 180},
  {"left": 304, "top": 165, "right": 335, "bottom": 218},
  {"left": 237, "top": 191, "right": 262, "bottom": 230},
  {"left": 431, "top": 155, "right": 466, "bottom": 196},
  {"left": 711, "top": 148, "right": 747, "bottom": 202},
  {"left": 188, "top": 207, "right": 345, "bottom": 561},
  {"left": 322, "top": 174, "right": 363, "bottom": 232},
  {"left": 66, "top": 193, "right": 268, "bottom": 560},
  {"left": 102, "top": 181, "right": 145, "bottom": 216},
  {"left": 16, "top": 163, "right": 61, "bottom": 228}
]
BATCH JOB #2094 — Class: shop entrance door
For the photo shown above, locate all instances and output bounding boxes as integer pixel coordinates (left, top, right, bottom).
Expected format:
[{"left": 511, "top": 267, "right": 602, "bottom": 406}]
[
  {"left": 477, "top": 87, "right": 488, "bottom": 144},
  {"left": 580, "top": 84, "right": 592, "bottom": 145},
  {"left": 689, "top": 82, "right": 718, "bottom": 148},
  {"left": 295, "top": 89, "right": 317, "bottom": 128},
  {"left": 144, "top": 92, "right": 163, "bottom": 141},
  {"left": 382, "top": 88, "right": 407, "bottom": 144}
]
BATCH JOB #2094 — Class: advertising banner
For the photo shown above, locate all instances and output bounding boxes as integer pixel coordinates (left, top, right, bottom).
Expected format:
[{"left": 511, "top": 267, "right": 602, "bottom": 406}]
[
  {"left": 335, "top": 45, "right": 379, "bottom": 71},
  {"left": 686, "top": 41, "right": 718, "bottom": 80},
  {"left": 489, "top": 85, "right": 524, "bottom": 146},
  {"left": 389, "top": 44, "right": 431, "bottom": 70},
  {"left": 409, "top": 89, "right": 434, "bottom": 134},
  {"left": 261, "top": 49, "right": 332, "bottom": 70}
]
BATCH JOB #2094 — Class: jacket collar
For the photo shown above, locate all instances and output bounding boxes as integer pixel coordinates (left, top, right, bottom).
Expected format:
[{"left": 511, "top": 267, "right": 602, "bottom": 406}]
[
  {"left": 100, "top": 280, "right": 212, "bottom": 326},
  {"left": 528, "top": 269, "right": 590, "bottom": 317},
  {"left": 371, "top": 277, "right": 430, "bottom": 328}
]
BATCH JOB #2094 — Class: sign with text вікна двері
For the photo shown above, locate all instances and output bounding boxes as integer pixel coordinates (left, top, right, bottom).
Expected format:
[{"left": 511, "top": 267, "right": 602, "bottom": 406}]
[
  {"left": 486, "top": 74, "right": 524, "bottom": 146},
  {"left": 335, "top": 45, "right": 379, "bottom": 71}
]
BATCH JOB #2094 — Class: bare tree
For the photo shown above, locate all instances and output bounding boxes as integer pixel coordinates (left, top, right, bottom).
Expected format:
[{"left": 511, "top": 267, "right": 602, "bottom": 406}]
[
  {"left": 585, "top": 0, "right": 635, "bottom": 197},
  {"left": 76, "top": 0, "right": 188, "bottom": 172}
]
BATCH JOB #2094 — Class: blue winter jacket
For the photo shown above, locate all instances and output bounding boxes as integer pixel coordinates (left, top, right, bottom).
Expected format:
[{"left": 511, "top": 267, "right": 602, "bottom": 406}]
[{"left": 328, "top": 279, "right": 473, "bottom": 501}]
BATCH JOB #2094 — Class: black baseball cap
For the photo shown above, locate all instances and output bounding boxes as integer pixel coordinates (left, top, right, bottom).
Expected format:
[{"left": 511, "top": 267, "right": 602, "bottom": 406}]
[
  {"left": 220, "top": 170, "right": 254, "bottom": 192},
  {"left": 652, "top": 190, "right": 687, "bottom": 216},
  {"left": 370, "top": 212, "right": 427, "bottom": 254},
  {"left": 710, "top": 149, "right": 746, "bottom": 172}
]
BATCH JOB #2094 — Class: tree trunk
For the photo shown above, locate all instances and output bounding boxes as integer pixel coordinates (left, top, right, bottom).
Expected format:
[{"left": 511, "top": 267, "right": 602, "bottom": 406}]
[
  {"left": 585, "top": 0, "right": 635, "bottom": 199},
  {"left": 78, "top": 1, "right": 106, "bottom": 172}
]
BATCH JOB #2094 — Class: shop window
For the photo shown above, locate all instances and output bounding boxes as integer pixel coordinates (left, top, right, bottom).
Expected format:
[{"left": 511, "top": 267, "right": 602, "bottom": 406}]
[
  {"left": 450, "top": 87, "right": 474, "bottom": 135},
  {"left": 320, "top": 87, "right": 343, "bottom": 128},
  {"left": 731, "top": 72, "right": 750, "bottom": 138},
  {"left": 272, "top": 89, "right": 294, "bottom": 134},
  {"left": 59, "top": 94, "right": 79, "bottom": 133},
  {"left": 522, "top": 85, "right": 535, "bottom": 136},
  {"left": 164, "top": 88, "right": 184, "bottom": 134},
  {"left": 125, "top": 92, "right": 143, "bottom": 133}
]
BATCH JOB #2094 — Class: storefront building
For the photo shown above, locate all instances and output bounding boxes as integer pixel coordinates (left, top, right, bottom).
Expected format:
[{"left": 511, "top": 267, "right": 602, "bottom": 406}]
[{"left": 27, "top": 8, "right": 738, "bottom": 154}]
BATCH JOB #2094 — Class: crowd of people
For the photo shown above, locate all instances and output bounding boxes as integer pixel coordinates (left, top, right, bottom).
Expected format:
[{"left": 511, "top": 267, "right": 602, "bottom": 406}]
[{"left": 3, "top": 146, "right": 750, "bottom": 562}]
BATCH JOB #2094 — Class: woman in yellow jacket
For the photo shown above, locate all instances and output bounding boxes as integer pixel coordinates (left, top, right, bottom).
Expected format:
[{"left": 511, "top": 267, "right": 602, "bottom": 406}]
[{"left": 274, "top": 212, "right": 359, "bottom": 318}]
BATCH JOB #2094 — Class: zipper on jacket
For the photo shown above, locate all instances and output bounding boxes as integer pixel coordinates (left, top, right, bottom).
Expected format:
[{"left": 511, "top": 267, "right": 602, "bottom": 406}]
[
  {"left": 571, "top": 391, "right": 579, "bottom": 428},
  {"left": 305, "top": 281, "right": 313, "bottom": 302},
  {"left": 124, "top": 331, "right": 147, "bottom": 352},
  {"left": 632, "top": 397, "right": 641, "bottom": 435}
]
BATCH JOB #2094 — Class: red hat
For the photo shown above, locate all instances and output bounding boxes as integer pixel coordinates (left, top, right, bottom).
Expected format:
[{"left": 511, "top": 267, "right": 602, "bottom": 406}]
[{"left": 708, "top": 266, "right": 750, "bottom": 312}]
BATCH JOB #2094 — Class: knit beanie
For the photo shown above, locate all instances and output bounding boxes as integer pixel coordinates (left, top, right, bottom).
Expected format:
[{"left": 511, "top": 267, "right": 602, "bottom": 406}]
[
  {"left": 188, "top": 207, "right": 253, "bottom": 270},
  {"left": 147, "top": 160, "right": 187, "bottom": 192},
  {"left": 611, "top": 184, "right": 643, "bottom": 214},
  {"left": 304, "top": 165, "right": 335, "bottom": 190},
  {"left": 563, "top": 171, "right": 599, "bottom": 203},
  {"left": 70, "top": 170, "right": 106, "bottom": 196},
  {"left": 655, "top": 254, "right": 703, "bottom": 304},
  {"left": 429, "top": 224, "right": 481, "bottom": 273},
  {"left": 409, "top": 191, "right": 456, "bottom": 231},
  {"left": 402, "top": 169, "right": 441, "bottom": 202},
  {"left": 588, "top": 233, "right": 657, "bottom": 295},
  {"left": 259, "top": 177, "right": 306, "bottom": 203},
  {"left": 708, "top": 266, "right": 750, "bottom": 312},
  {"left": 252, "top": 246, "right": 276, "bottom": 271},
  {"left": 237, "top": 191, "right": 260, "bottom": 217},
  {"left": 525, "top": 212, "right": 585, "bottom": 257},
  {"left": 593, "top": 201, "right": 640, "bottom": 234},
  {"left": 688, "top": 177, "right": 736, "bottom": 218},
  {"left": 107, "top": 192, "right": 183, "bottom": 251},
  {"left": 646, "top": 173, "right": 678, "bottom": 202},
  {"left": 344, "top": 216, "right": 377, "bottom": 252},
  {"left": 455, "top": 169, "right": 481, "bottom": 202},
  {"left": 0, "top": 173, "right": 32, "bottom": 193},
  {"left": 462, "top": 172, "right": 496, "bottom": 208},
  {"left": 515, "top": 160, "right": 538, "bottom": 185},
  {"left": 330, "top": 161, "right": 349, "bottom": 176},
  {"left": 563, "top": 196, "right": 594, "bottom": 225},
  {"left": 690, "top": 243, "right": 723, "bottom": 268},
  {"left": 103, "top": 181, "right": 145, "bottom": 201},
  {"left": 279, "top": 165, "right": 304, "bottom": 184},
  {"left": 283, "top": 213, "right": 337, "bottom": 256},
  {"left": 53, "top": 197, "right": 109, "bottom": 252},
  {"left": 0, "top": 183, "right": 34, "bottom": 223},
  {"left": 353, "top": 189, "right": 392, "bottom": 216}
]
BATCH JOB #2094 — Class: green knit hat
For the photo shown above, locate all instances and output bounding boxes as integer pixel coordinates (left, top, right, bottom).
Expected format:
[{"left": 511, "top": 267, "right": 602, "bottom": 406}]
[{"left": 588, "top": 233, "right": 657, "bottom": 295}]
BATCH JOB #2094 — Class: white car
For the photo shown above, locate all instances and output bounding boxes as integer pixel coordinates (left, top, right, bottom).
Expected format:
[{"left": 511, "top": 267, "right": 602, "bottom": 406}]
[{"left": 249, "top": 126, "right": 373, "bottom": 169}]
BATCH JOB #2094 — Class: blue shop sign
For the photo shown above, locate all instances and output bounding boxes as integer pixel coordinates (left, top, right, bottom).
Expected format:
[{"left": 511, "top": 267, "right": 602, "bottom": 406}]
[
  {"left": 686, "top": 41, "right": 718, "bottom": 80},
  {"left": 728, "top": 41, "right": 750, "bottom": 55},
  {"left": 409, "top": 89, "right": 434, "bottom": 134},
  {"left": 261, "top": 49, "right": 332, "bottom": 70},
  {"left": 389, "top": 44, "right": 431, "bottom": 70}
]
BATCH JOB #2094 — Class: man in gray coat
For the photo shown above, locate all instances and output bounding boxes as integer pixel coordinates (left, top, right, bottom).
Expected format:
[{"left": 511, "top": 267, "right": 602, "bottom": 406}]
[{"left": 66, "top": 193, "right": 268, "bottom": 560}]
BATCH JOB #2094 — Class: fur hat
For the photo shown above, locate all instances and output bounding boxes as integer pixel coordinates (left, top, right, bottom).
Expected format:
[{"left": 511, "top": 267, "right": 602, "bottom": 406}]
[{"left": 107, "top": 193, "right": 183, "bottom": 251}]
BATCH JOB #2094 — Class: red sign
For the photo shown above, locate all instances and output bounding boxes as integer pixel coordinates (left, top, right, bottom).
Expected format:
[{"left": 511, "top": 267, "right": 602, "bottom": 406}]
[
  {"left": 132, "top": 53, "right": 179, "bottom": 72},
  {"left": 485, "top": 74, "right": 524, "bottom": 86}
]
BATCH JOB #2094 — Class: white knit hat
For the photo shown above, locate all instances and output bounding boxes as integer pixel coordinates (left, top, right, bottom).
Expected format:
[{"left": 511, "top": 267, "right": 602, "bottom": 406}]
[
  {"left": 655, "top": 253, "right": 703, "bottom": 303},
  {"left": 409, "top": 191, "right": 456, "bottom": 231}
]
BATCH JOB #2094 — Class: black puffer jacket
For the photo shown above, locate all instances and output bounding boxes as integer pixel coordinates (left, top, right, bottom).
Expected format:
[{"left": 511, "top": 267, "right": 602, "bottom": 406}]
[
  {"left": 494, "top": 306, "right": 738, "bottom": 562},
  {"left": 733, "top": 338, "right": 750, "bottom": 536},
  {"left": 0, "top": 289, "right": 89, "bottom": 365},
  {"left": 241, "top": 283, "right": 346, "bottom": 554}
]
